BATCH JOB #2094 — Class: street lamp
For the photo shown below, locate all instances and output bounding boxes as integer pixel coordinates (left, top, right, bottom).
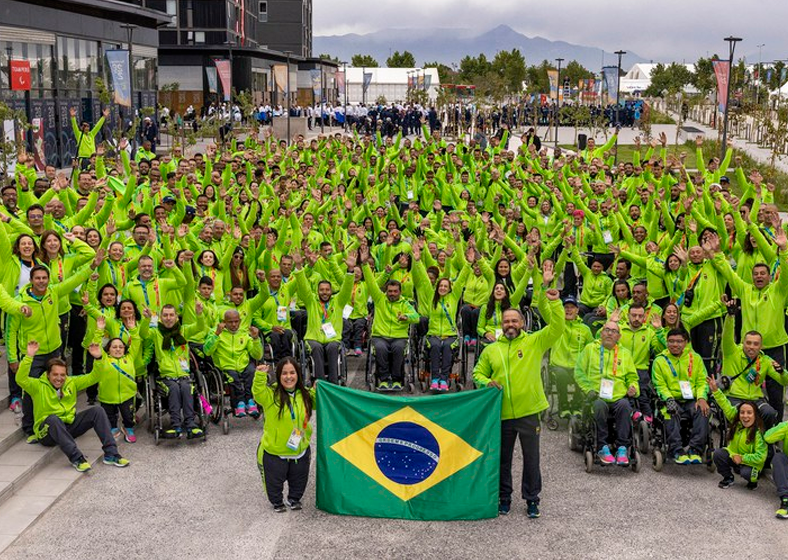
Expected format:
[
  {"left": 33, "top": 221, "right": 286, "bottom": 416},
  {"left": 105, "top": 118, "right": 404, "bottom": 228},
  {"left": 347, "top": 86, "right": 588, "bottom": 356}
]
[
  {"left": 223, "top": 41, "right": 236, "bottom": 126},
  {"left": 283, "top": 50, "right": 292, "bottom": 145},
  {"left": 756, "top": 43, "right": 765, "bottom": 106},
  {"left": 721, "top": 36, "right": 742, "bottom": 161},
  {"left": 120, "top": 23, "right": 137, "bottom": 151},
  {"left": 555, "top": 57, "right": 564, "bottom": 149},
  {"left": 614, "top": 50, "right": 626, "bottom": 165},
  {"left": 341, "top": 61, "right": 348, "bottom": 131}
]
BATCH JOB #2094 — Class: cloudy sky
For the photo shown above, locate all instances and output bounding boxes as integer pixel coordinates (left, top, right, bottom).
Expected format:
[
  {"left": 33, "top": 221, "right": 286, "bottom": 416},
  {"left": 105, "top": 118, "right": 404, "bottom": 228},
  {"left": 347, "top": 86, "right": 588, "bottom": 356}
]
[{"left": 314, "top": 0, "right": 787, "bottom": 63}]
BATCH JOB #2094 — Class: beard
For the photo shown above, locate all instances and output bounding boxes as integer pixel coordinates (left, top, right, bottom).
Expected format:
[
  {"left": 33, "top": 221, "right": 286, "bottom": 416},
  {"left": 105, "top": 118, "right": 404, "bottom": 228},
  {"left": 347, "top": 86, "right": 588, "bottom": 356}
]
[{"left": 504, "top": 327, "right": 520, "bottom": 340}]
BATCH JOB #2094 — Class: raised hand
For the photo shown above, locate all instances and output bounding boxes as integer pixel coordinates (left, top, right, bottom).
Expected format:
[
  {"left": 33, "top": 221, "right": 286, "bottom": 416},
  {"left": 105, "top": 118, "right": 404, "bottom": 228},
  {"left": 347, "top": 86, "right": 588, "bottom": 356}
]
[{"left": 26, "top": 340, "right": 39, "bottom": 357}]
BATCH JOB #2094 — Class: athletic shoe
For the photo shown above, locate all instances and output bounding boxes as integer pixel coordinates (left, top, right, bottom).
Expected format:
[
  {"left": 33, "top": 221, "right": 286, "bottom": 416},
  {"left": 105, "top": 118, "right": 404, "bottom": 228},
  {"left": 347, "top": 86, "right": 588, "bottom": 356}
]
[
  {"left": 87, "top": 397, "right": 96, "bottom": 406},
  {"left": 463, "top": 335, "right": 470, "bottom": 345},
  {"left": 674, "top": 454, "right": 690, "bottom": 465},
  {"left": 72, "top": 457, "right": 91, "bottom": 473},
  {"left": 124, "top": 427, "right": 136, "bottom": 444},
  {"left": 430, "top": 379, "right": 439, "bottom": 391},
  {"left": 235, "top": 401, "right": 247, "bottom": 418},
  {"left": 526, "top": 501, "right": 541, "bottom": 519},
  {"left": 746, "top": 481, "right": 758, "bottom": 490},
  {"left": 776, "top": 498, "right": 788, "bottom": 519},
  {"left": 354, "top": 348, "right": 362, "bottom": 356},
  {"left": 598, "top": 445, "right": 615, "bottom": 464},
  {"left": 111, "top": 428, "right": 121, "bottom": 439},
  {"left": 644, "top": 415, "right": 653, "bottom": 424},
  {"left": 288, "top": 500, "right": 303, "bottom": 511},
  {"left": 615, "top": 446, "right": 629, "bottom": 466},
  {"left": 391, "top": 381, "right": 403, "bottom": 391},
  {"left": 469, "top": 338, "right": 477, "bottom": 347},
  {"left": 559, "top": 410, "right": 571, "bottom": 420},
  {"left": 273, "top": 504, "right": 287, "bottom": 513},
  {"left": 247, "top": 400, "right": 260, "bottom": 419},
  {"left": 632, "top": 411, "right": 643, "bottom": 423},
  {"left": 498, "top": 501, "right": 511, "bottom": 515},
  {"left": 718, "top": 476, "right": 735, "bottom": 489},
  {"left": 378, "top": 380, "right": 391, "bottom": 391},
  {"left": 186, "top": 427, "right": 204, "bottom": 439},
  {"left": 102, "top": 455, "right": 130, "bottom": 468},
  {"left": 164, "top": 428, "right": 182, "bottom": 439},
  {"left": 687, "top": 453, "right": 702, "bottom": 465},
  {"left": 26, "top": 434, "right": 39, "bottom": 445},
  {"left": 439, "top": 380, "right": 449, "bottom": 392},
  {"left": 9, "top": 397, "right": 21, "bottom": 413}
]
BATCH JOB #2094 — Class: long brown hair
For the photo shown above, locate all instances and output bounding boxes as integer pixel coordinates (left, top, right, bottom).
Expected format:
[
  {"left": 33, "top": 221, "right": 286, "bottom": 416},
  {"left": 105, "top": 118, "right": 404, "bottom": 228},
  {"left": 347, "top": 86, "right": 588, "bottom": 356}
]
[
  {"left": 728, "top": 401, "right": 764, "bottom": 444},
  {"left": 274, "top": 357, "right": 313, "bottom": 420}
]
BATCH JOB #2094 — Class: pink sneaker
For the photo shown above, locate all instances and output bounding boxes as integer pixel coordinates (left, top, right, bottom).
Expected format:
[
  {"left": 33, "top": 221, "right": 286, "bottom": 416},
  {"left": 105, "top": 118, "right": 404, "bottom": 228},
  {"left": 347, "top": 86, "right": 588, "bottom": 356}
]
[
  {"left": 235, "top": 402, "right": 247, "bottom": 418},
  {"left": 632, "top": 411, "right": 643, "bottom": 423},
  {"left": 124, "top": 428, "right": 137, "bottom": 443},
  {"left": 429, "top": 380, "right": 439, "bottom": 391},
  {"left": 615, "top": 446, "right": 630, "bottom": 466},
  {"left": 598, "top": 445, "right": 615, "bottom": 464},
  {"left": 247, "top": 400, "right": 260, "bottom": 418},
  {"left": 644, "top": 415, "right": 653, "bottom": 424},
  {"left": 9, "top": 398, "right": 21, "bottom": 413},
  {"left": 439, "top": 381, "right": 449, "bottom": 392}
]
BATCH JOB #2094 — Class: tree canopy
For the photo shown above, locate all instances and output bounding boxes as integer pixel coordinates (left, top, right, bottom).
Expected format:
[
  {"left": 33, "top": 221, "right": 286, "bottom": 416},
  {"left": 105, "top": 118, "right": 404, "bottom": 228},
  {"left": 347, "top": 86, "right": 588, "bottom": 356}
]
[
  {"left": 386, "top": 50, "right": 415, "bottom": 68},
  {"left": 351, "top": 54, "right": 378, "bottom": 67}
]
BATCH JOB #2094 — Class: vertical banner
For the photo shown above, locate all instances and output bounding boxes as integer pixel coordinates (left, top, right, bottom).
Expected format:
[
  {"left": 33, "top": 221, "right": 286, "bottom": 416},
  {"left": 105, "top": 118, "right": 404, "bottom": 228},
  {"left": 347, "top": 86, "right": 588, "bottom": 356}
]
[
  {"left": 205, "top": 66, "right": 218, "bottom": 94},
  {"left": 547, "top": 69, "right": 558, "bottom": 101},
  {"left": 363, "top": 72, "right": 373, "bottom": 93},
  {"left": 273, "top": 64, "right": 288, "bottom": 93},
  {"left": 105, "top": 50, "right": 131, "bottom": 107},
  {"left": 30, "top": 118, "right": 46, "bottom": 172},
  {"left": 214, "top": 59, "right": 232, "bottom": 101},
  {"left": 424, "top": 74, "right": 432, "bottom": 89},
  {"left": 310, "top": 69, "right": 322, "bottom": 99},
  {"left": 766, "top": 68, "right": 773, "bottom": 84},
  {"left": 712, "top": 60, "right": 730, "bottom": 112},
  {"left": 781, "top": 67, "right": 787, "bottom": 85},
  {"left": 9, "top": 60, "right": 31, "bottom": 91},
  {"left": 336, "top": 69, "right": 345, "bottom": 96},
  {"left": 602, "top": 66, "right": 619, "bottom": 104}
]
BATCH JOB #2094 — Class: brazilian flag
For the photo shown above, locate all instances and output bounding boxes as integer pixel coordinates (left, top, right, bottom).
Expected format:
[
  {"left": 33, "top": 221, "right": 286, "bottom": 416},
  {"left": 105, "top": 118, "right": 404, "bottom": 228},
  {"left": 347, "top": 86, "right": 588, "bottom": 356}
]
[{"left": 316, "top": 383, "right": 501, "bottom": 520}]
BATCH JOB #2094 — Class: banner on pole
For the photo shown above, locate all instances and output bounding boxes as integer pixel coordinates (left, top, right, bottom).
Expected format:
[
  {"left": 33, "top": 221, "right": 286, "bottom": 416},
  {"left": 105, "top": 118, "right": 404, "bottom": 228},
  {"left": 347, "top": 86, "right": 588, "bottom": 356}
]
[
  {"left": 336, "top": 70, "right": 345, "bottom": 96},
  {"left": 273, "top": 64, "right": 288, "bottom": 93},
  {"left": 214, "top": 59, "right": 232, "bottom": 101},
  {"left": 602, "top": 66, "right": 619, "bottom": 104},
  {"left": 712, "top": 60, "right": 730, "bottom": 112},
  {"left": 105, "top": 50, "right": 131, "bottom": 107},
  {"left": 310, "top": 69, "right": 322, "bottom": 98},
  {"left": 205, "top": 66, "right": 218, "bottom": 94},
  {"left": 363, "top": 72, "right": 373, "bottom": 93},
  {"left": 9, "top": 60, "right": 31, "bottom": 91},
  {"left": 547, "top": 69, "right": 558, "bottom": 101},
  {"left": 316, "top": 383, "right": 501, "bottom": 521}
]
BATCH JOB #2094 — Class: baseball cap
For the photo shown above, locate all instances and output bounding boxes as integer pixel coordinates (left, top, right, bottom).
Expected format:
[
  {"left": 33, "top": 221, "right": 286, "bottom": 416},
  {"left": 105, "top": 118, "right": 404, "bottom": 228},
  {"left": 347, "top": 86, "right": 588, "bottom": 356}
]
[
  {"left": 162, "top": 195, "right": 176, "bottom": 204},
  {"left": 563, "top": 296, "right": 579, "bottom": 307},
  {"left": 720, "top": 175, "right": 730, "bottom": 183}
]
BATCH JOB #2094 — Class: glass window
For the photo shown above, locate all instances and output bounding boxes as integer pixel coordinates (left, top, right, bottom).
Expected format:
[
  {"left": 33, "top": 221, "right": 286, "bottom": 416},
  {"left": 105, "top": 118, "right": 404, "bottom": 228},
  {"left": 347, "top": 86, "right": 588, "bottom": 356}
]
[{"left": 259, "top": 1, "right": 268, "bottom": 21}]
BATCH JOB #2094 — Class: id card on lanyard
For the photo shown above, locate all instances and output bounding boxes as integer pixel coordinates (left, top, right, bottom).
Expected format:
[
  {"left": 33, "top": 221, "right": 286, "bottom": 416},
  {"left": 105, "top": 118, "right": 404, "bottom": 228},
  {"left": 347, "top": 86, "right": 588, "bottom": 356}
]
[
  {"left": 662, "top": 355, "right": 694, "bottom": 399},
  {"left": 320, "top": 301, "right": 336, "bottom": 338},
  {"left": 285, "top": 397, "right": 308, "bottom": 450},
  {"left": 599, "top": 345, "right": 618, "bottom": 400},
  {"left": 142, "top": 279, "right": 161, "bottom": 326}
]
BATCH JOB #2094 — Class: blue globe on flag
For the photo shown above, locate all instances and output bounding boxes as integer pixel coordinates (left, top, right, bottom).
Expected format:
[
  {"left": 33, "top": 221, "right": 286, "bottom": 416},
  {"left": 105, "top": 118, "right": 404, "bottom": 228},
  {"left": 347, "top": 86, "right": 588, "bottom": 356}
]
[{"left": 374, "top": 422, "right": 440, "bottom": 485}]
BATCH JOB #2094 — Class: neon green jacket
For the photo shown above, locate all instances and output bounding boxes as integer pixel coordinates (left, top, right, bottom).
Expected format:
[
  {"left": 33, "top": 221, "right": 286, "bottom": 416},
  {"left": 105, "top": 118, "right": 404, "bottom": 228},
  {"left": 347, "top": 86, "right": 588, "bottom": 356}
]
[
  {"left": 294, "top": 268, "right": 353, "bottom": 343},
  {"left": 574, "top": 341, "right": 640, "bottom": 402},
  {"left": 363, "top": 264, "right": 420, "bottom": 338},
  {"left": 472, "top": 294, "right": 565, "bottom": 420},
  {"left": 550, "top": 318, "right": 594, "bottom": 369},
  {"left": 252, "top": 369, "right": 316, "bottom": 457},
  {"left": 203, "top": 328, "right": 263, "bottom": 371},
  {"left": 651, "top": 347, "right": 708, "bottom": 403},
  {"left": 16, "top": 355, "right": 98, "bottom": 439},
  {"left": 712, "top": 389, "right": 767, "bottom": 476},
  {"left": 720, "top": 315, "right": 787, "bottom": 400}
]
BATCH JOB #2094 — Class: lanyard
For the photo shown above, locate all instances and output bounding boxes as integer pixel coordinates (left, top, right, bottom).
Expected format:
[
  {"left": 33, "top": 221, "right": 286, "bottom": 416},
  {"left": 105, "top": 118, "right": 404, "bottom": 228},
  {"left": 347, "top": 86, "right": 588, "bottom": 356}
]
[
  {"left": 57, "top": 259, "right": 64, "bottom": 282},
  {"left": 351, "top": 283, "right": 358, "bottom": 305},
  {"left": 662, "top": 354, "right": 692, "bottom": 378},
  {"left": 111, "top": 361, "right": 135, "bottom": 382},
  {"left": 599, "top": 344, "right": 619, "bottom": 377},
  {"left": 272, "top": 290, "right": 280, "bottom": 307},
  {"left": 321, "top": 301, "right": 331, "bottom": 323},
  {"left": 286, "top": 395, "right": 309, "bottom": 431},
  {"left": 141, "top": 278, "right": 160, "bottom": 309},
  {"left": 439, "top": 299, "right": 455, "bottom": 329},
  {"left": 110, "top": 261, "right": 126, "bottom": 286}
]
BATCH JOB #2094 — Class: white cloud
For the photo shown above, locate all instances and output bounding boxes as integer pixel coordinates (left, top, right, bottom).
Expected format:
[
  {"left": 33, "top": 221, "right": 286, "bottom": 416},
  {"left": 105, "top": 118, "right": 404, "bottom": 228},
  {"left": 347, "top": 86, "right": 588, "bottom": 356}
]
[{"left": 314, "top": 0, "right": 787, "bottom": 62}]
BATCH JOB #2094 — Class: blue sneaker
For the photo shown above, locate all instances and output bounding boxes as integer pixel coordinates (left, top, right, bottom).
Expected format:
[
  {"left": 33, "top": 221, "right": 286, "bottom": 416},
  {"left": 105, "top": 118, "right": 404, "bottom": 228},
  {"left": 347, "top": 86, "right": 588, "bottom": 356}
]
[
  {"left": 235, "top": 401, "right": 247, "bottom": 418},
  {"left": 598, "top": 445, "right": 615, "bottom": 464},
  {"left": 526, "top": 501, "right": 541, "bottom": 518},
  {"left": 247, "top": 399, "right": 260, "bottom": 418},
  {"left": 499, "top": 501, "right": 511, "bottom": 515},
  {"left": 615, "top": 446, "right": 629, "bottom": 466}
]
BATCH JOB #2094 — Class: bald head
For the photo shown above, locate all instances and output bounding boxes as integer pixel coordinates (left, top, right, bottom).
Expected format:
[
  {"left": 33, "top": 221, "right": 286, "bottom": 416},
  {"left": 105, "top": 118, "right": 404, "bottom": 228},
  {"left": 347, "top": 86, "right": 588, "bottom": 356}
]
[{"left": 223, "top": 309, "right": 241, "bottom": 332}]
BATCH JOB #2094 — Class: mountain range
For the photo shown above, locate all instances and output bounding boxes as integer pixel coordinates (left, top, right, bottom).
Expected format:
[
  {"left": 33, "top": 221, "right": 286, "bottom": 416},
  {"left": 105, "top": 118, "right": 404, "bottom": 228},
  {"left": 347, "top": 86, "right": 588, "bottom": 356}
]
[{"left": 314, "top": 25, "right": 647, "bottom": 71}]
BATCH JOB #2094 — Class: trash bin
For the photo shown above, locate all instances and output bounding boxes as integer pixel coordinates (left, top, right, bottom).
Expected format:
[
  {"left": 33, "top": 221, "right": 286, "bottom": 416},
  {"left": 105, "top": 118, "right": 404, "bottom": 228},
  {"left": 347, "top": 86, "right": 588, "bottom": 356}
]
[{"left": 578, "top": 133, "right": 587, "bottom": 151}]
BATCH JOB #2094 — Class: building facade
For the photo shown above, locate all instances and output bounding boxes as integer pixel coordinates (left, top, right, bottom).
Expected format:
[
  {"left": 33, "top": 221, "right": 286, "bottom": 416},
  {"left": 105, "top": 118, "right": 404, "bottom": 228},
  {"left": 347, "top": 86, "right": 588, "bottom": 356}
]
[
  {"left": 258, "top": 0, "right": 312, "bottom": 58},
  {"left": 1, "top": 0, "right": 167, "bottom": 167}
]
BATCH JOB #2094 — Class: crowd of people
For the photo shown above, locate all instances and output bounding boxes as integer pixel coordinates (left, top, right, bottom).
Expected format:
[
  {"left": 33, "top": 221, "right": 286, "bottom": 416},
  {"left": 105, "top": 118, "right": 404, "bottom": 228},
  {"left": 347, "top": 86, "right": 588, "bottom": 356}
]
[{"left": 4, "top": 107, "right": 788, "bottom": 520}]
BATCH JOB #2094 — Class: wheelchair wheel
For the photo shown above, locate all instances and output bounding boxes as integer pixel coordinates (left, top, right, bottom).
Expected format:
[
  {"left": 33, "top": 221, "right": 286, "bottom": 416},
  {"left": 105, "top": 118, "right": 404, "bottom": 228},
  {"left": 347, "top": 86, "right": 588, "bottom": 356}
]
[
  {"left": 154, "top": 426, "right": 161, "bottom": 446},
  {"left": 637, "top": 420, "right": 651, "bottom": 454},
  {"left": 705, "top": 447, "right": 716, "bottom": 472},
  {"left": 652, "top": 448, "right": 664, "bottom": 472},
  {"left": 568, "top": 416, "right": 582, "bottom": 451},
  {"left": 631, "top": 450, "right": 642, "bottom": 473},
  {"left": 146, "top": 378, "right": 155, "bottom": 434},
  {"left": 547, "top": 417, "right": 559, "bottom": 431},
  {"left": 584, "top": 450, "right": 594, "bottom": 473},
  {"left": 222, "top": 415, "right": 230, "bottom": 435}
]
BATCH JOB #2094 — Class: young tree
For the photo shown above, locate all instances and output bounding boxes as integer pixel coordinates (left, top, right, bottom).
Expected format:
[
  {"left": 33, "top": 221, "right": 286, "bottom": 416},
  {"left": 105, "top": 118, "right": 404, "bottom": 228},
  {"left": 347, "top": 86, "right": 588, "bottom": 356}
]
[
  {"left": 351, "top": 54, "right": 378, "bottom": 67},
  {"left": 492, "top": 49, "right": 527, "bottom": 96},
  {"left": 423, "top": 61, "right": 456, "bottom": 85}
]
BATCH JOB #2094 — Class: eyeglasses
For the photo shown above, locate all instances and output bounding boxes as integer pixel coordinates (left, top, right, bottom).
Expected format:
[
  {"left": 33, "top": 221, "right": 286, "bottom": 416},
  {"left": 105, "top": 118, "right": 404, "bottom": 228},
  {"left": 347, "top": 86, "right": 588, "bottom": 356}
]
[{"left": 601, "top": 328, "right": 620, "bottom": 334}]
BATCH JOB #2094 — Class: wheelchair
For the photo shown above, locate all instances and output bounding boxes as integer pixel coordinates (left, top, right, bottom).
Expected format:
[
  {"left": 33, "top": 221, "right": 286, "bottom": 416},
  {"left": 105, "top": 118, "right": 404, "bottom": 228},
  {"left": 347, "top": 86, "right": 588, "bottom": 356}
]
[
  {"left": 542, "top": 354, "right": 576, "bottom": 432},
  {"left": 299, "top": 337, "right": 348, "bottom": 387},
  {"left": 364, "top": 316, "right": 417, "bottom": 393},
  {"left": 568, "top": 397, "right": 642, "bottom": 473},
  {"left": 147, "top": 351, "right": 210, "bottom": 445},
  {"left": 649, "top": 397, "right": 719, "bottom": 472}
]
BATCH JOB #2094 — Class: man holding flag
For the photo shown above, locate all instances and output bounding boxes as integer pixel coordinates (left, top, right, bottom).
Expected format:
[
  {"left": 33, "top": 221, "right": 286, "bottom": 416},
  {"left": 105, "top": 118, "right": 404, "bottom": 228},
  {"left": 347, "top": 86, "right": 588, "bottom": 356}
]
[{"left": 473, "top": 267, "right": 565, "bottom": 518}]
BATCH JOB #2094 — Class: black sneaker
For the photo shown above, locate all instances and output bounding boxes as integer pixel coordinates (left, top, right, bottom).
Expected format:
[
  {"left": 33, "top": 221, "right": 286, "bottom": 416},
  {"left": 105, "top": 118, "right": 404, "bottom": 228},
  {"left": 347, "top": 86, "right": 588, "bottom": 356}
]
[
  {"left": 87, "top": 397, "right": 96, "bottom": 406},
  {"left": 718, "top": 477, "right": 735, "bottom": 489},
  {"left": 746, "top": 481, "right": 758, "bottom": 490},
  {"left": 273, "top": 504, "right": 287, "bottom": 513},
  {"left": 526, "top": 501, "right": 541, "bottom": 519},
  {"left": 498, "top": 501, "right": 511, "bottom": 515},
  {"left": 288, "top": 500, "right": 302, "bottom": 511}
]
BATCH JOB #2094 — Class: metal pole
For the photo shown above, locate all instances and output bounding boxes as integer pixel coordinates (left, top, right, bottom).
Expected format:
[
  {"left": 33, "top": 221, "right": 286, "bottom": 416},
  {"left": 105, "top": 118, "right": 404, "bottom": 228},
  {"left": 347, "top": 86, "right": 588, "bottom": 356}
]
[
  {"left": 614, "top": 49, "right": 626, "bottom": 165},
  {"left": 120, "top": 24, "right": 137, "bottom": 152},
  {"left": 721, "top": 36, "right": 742, "bottom": 161},
  {"left": 284, "top": 51, "right": 292, "bottom": 145},
  {"left": 362, "top": 66, "right": 366, "bottom": 105},
  {"left": 227, "top": 42, "right": 234, "bottom": 127},
  {"left": 555, "top": 57, "right": 563, "bottom": 149},
  {"left": 756, "top": 43, "right": 765, "bottom": 106},
  {"left": 320, "top": 66, "right": 325, "bottom": 133},
  {"left": 342, "top": 61, "right": 348, "bottom": 132}
]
